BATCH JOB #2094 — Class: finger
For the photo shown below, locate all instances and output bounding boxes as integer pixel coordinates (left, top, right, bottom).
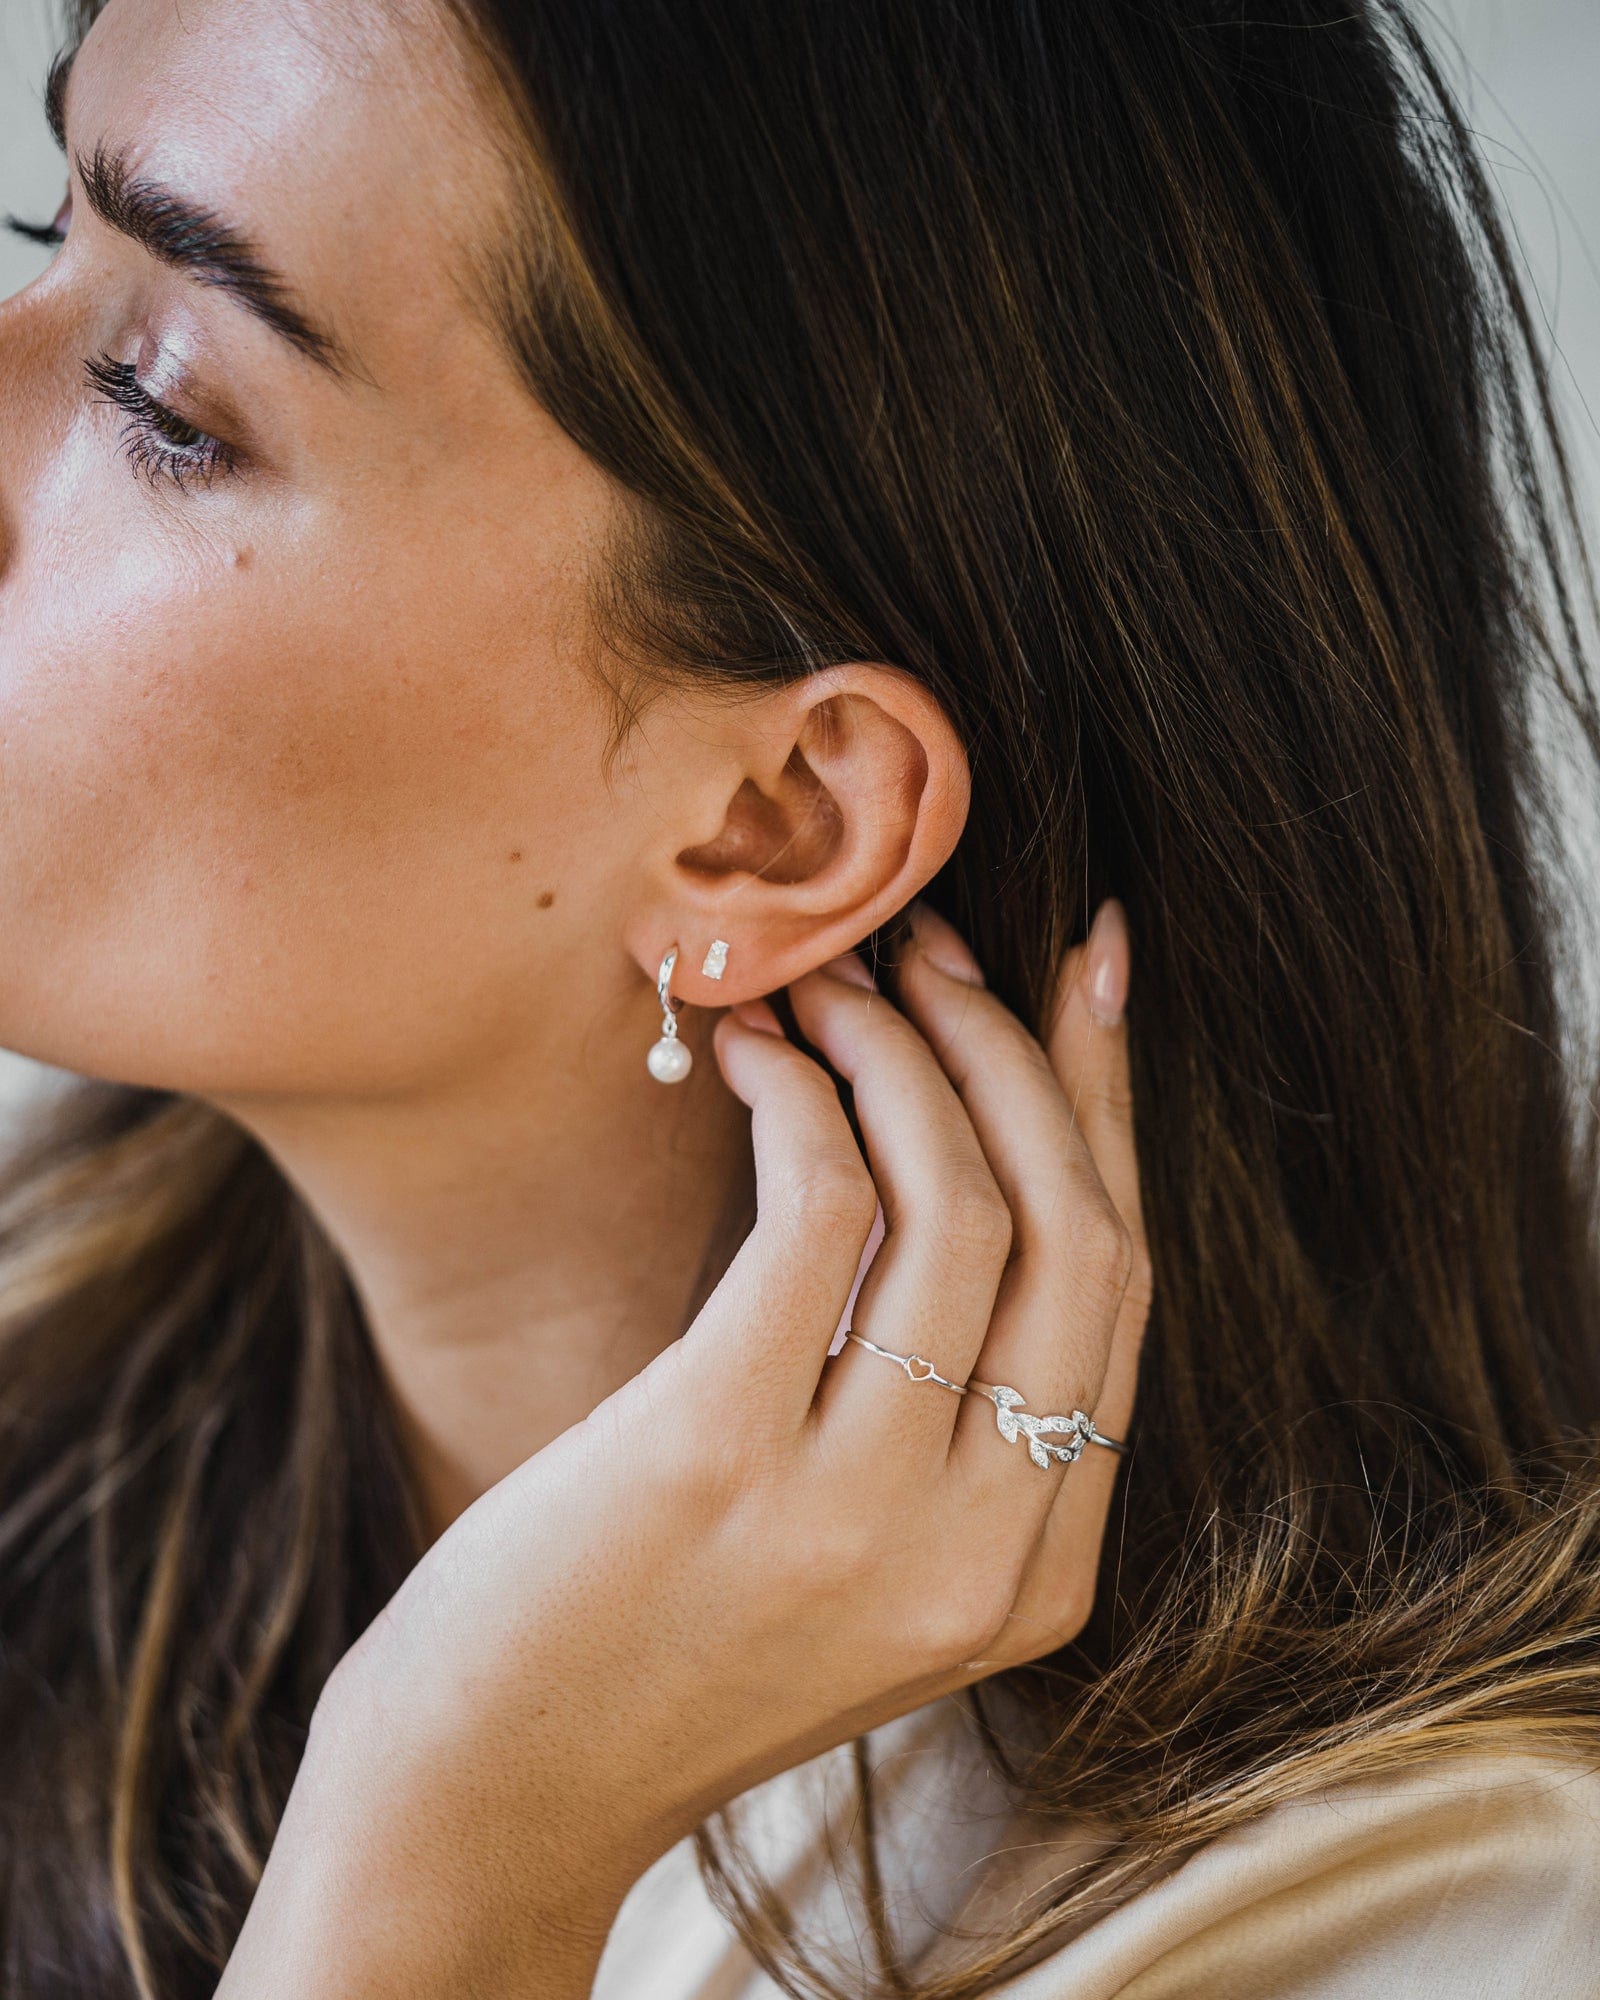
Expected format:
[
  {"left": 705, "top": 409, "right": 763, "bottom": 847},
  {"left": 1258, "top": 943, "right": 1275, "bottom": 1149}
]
[
  {"left": 784, "top": 962, "right": 1012, "bottom": 1459},
  {"left": 1043, "top": 900, "right": 1147, "bottom": 1287},
  {"left": 887, "top": 903, "right": 1131, "bottom": 1503},
  {"left": 998, "top": 899, "right": 1152, "bottom": 1669},
  {"left": 689, "top": 1005, "right": 880, "bottom": 1419},
  {"left": 1039, "top": 898, "right": 1151, "bottom": 1455}
]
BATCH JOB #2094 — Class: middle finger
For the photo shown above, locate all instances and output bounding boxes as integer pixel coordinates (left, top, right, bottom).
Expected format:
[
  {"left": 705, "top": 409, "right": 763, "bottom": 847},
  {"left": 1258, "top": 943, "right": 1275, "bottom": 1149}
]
[{"left": 889, "top": 907, "right": 1125, "bottom": 1507}]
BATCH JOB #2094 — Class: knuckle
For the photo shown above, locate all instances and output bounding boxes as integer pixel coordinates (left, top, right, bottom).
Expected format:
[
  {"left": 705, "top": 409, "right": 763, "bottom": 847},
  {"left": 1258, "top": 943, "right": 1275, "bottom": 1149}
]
[
  {"left": 1015, "top": 1578, "right": 1096, "bottom": 1661},
  {"left": 1091, "top": 1066, "right": 1136, "bottom": 1124},
  {"left": 1012, "top": 1034, "right": 1062, "bottom": 1098},
  {"left": 1107, "top": 1214, "right": 1136, "bottom": 1289},
  {"left": 983, "top": 1604, "right": 1085, "bottom": 1674},
  {"left": 807, "top": 1512, "right": 884, "bottom": 1598},
  {"left": 1070, "top": 1196, "right": 1134, "bottom": 1289},
  {"left": 785, "top": 1159, "right": 877, "bottom": 1238},
  {"left": 615, "top": 1390, "right": 738, "bottom": 1515},
  {"left": 913, "top": 1568, "right": 1021, "bottom": 1665},
  {"left": 938, "top": 1170, "right": 1014, "bottom": 1266},
  {"left": 1123, "top": 1244, "right": 1156, "bottom": 1320},
  {"left": 685, "top": 1426, "right": 761, "bottom": 1515}
]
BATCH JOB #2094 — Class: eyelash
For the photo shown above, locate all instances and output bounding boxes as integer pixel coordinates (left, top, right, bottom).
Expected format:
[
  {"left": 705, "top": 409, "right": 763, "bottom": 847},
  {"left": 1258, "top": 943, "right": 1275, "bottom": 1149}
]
[
  {"left": 82, "top": 353, "right": 240, "bottom": 493},
  {"left": 4, "top": 181, "right": 72, "bottom": 250},
  {"left": 6, "top": 205, "right": 244, "bottom": 496},
  {"left": 5, "top": 213, "right": 67, "bottom": 248}
]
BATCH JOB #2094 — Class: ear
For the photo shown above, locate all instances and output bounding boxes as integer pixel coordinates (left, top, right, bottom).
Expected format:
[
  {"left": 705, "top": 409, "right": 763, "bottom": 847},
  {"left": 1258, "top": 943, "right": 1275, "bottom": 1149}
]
[{"left": 624, "top": 662, "right": 970, "bottom": 1006}]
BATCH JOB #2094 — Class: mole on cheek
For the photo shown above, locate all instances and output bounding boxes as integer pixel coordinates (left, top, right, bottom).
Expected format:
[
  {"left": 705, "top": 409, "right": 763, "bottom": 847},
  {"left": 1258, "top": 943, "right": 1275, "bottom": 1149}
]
[
  {"left": 226, "top": 546, "right": 253, "bottom": 570},
  {"left": 537, "top": 890, "right": 555, "bottom": 908}
]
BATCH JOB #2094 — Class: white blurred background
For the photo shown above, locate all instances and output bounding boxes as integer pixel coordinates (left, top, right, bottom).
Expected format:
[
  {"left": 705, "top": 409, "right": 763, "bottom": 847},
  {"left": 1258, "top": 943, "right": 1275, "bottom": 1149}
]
[{"left": 1, "top": 0, "right": 1597, "bottom": 1132}]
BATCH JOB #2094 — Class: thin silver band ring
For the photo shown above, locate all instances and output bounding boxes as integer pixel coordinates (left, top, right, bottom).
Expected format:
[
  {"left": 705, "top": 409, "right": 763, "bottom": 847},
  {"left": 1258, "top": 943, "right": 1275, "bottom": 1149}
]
[{"left": 840, "top": 1330, "right": 1130, "bottom": 1469}]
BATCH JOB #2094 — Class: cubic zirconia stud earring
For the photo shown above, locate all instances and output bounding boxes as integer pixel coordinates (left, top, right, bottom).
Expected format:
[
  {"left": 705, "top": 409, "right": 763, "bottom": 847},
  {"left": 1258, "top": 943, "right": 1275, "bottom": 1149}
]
[
  {"left": 647, "top": 944, "right": 694, "bottom": 1083},
  {"left": 701, "top": 938, "right": 730, "bottom": 979}
]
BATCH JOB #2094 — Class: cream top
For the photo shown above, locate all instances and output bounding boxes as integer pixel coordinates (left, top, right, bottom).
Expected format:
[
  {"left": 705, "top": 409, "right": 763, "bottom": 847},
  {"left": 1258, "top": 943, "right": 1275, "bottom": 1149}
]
[{"left": 593, "top": 1696, "right": 1600, "bottom": 1998}]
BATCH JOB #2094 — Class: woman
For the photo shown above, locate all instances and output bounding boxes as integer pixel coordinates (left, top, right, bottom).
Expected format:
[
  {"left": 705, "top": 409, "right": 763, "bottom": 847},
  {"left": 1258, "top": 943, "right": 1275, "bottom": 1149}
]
[{"left": 1, "top": 0, "right": 1597, "bottom": 1993}]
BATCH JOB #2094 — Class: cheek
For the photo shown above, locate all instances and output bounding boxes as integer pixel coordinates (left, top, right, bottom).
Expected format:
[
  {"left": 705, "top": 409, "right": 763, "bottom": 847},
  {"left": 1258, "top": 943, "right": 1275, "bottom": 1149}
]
[{"left": 0, "top": 514, "right": 618, "bottom": 1093}]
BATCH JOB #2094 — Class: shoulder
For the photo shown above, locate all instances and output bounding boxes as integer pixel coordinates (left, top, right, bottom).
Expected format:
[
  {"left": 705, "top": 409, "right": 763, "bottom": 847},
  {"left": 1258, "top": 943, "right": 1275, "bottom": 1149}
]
[{"left": 950, "top": 1745, "right": 1600, "bottom": 2000}]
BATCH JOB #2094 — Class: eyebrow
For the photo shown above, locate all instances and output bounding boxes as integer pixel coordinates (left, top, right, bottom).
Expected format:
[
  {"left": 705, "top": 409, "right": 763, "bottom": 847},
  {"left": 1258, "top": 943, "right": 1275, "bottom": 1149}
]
[{"left": 45, "top": 46, "right": 351, "bottom": 379}]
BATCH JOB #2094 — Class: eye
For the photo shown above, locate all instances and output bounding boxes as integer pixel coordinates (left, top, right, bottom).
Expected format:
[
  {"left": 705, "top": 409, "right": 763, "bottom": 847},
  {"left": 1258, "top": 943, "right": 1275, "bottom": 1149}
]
[
  {"left": 4, "top": 189, "right": 73, "bottom": 249},
  {"left": 83, "top": 352, "right": 241, "bottom": 494}
]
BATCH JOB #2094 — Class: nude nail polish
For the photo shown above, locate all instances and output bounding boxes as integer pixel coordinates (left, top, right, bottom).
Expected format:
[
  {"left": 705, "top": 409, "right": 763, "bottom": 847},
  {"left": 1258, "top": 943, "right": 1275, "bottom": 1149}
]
[
  {"left": 1085, "top": 899, "right": 1130, "bottom": 1025},
  {"left": 908, "top": 899, "right": 985, "bottom": 985},
  {"left": 821, "top": 952, "right": 878, "bottom": 990}
]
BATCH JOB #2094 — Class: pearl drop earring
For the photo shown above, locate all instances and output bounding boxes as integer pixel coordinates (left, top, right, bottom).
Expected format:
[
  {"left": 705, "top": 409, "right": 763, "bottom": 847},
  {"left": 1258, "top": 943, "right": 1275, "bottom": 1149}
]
[{"left": 648, "top": 944, "right": 694, "bottom": 1083}]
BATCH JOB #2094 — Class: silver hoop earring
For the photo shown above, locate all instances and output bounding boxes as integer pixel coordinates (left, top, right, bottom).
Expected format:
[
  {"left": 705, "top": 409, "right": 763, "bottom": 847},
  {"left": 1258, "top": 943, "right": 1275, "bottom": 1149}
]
[{"left": 647, "top": 944, "right": 694, "bottom": 1083}]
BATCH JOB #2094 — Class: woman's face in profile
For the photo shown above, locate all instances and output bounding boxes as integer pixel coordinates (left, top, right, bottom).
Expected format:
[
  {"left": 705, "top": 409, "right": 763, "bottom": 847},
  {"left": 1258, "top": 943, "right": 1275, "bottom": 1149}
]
[{"left": 0, "top": 0, "right": 649, "bottom": 1097}]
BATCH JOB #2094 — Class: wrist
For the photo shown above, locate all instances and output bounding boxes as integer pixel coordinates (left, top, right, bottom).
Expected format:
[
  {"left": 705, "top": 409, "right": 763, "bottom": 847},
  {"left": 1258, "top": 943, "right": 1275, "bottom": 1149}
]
[{"left": 218, "top": 1667, "right": 635, "bottom": 2000}]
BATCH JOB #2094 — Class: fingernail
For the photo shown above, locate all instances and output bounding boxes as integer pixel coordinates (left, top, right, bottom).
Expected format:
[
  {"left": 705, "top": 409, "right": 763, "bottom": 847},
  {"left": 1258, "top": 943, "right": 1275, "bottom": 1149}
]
[
  {"left": 731, "top": 997, "right": 785, "bottom": 1036},
  {"left": 1084, "top": 899, "right": 1130, "bottom": 1026},
  {"left": 821, "top": 951, "right": 878, "bottom": 991},
  {"left": 908, "top": 899, "right": 985, "bottom": 985}
]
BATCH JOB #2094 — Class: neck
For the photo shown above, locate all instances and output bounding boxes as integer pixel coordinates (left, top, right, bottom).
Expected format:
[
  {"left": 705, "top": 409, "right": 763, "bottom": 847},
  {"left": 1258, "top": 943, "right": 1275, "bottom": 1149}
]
[{"left": 209, "top": 989, "right": 754, "bottom": 1544}]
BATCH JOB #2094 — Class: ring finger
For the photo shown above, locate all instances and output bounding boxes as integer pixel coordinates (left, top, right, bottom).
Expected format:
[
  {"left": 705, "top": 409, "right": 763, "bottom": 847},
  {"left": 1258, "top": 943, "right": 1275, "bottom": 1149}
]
[{"left": 889, "top": 905, "right": 1132, "bottom": 1508}]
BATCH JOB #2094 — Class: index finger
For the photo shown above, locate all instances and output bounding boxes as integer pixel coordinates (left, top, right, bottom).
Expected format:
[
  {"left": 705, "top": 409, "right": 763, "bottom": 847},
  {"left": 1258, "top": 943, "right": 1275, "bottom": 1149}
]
[{"left": 695, "top": 1008, "right": 881, "bottom": 1418}]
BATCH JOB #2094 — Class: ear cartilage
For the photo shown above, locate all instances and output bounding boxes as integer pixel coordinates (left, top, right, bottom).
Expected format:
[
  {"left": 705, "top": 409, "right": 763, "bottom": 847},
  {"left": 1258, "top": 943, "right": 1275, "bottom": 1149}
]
[{"left": 701, "top": 939, "right": 730, "bottom": 980}]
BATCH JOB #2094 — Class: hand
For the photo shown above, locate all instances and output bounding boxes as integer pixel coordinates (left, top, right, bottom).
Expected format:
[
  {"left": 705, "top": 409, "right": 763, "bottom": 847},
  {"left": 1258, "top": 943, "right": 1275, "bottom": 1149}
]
[{"left": 218, "top": 898, "right": 1151, "bottom": 2000}]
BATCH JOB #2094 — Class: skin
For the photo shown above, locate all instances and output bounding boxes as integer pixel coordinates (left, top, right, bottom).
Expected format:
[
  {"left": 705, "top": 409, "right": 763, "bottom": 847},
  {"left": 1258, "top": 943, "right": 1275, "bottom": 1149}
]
[
  {"left": 0, "top": 0, "right": 968, "bottom": 1527},
  {"left": 0, "top": 0, "right": 1153, "bottom": 1991}
]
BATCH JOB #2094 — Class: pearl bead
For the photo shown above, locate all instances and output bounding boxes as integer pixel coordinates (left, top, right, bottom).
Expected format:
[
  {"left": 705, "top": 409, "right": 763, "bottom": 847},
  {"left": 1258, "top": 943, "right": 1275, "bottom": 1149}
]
[{"left": 647, "top": 1035, "right": 693, "bottom": 1083}]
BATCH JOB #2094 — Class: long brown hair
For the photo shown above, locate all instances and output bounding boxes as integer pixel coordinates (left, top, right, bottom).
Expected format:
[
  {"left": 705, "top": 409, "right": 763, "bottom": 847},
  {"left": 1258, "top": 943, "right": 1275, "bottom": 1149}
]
[{"left": 4, "top": 2, "right": 1599, "bottom": 1993}]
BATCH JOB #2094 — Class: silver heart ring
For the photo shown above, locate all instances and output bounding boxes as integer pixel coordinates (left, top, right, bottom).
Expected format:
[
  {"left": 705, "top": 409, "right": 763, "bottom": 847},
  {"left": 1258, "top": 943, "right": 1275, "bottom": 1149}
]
[{"left": 840, "top": 1331, "right": 1129, "bottom": 1469}]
